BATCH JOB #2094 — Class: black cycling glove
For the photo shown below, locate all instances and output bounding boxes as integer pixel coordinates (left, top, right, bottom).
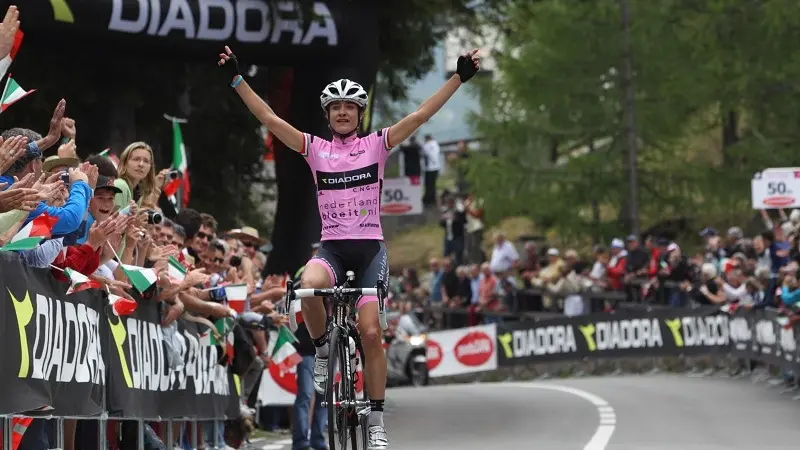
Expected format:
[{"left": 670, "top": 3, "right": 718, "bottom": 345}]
[
  {"left": 219, "top": 50, "right": 242, "bottom": 85},
  {"left": 456, "top": 54, "right": 479, "bottom": 83}
]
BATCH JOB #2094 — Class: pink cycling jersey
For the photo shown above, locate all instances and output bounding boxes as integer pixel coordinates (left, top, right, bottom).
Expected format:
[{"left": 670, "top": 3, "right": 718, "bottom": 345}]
[{"left": 301, "top": 128, "right": 393, "bottom": 241}]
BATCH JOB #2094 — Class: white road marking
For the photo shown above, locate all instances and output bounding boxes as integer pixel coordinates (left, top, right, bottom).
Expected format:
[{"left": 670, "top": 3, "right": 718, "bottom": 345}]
[{"left": 497, "top": 383, "right": 616, "bottom": 450}]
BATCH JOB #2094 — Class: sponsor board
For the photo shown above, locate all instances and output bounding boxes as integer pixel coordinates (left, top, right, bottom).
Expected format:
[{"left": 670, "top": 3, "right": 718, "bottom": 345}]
[
  {"left": 496, "top": 308, "right": 731, "bottom": 366},
  {"left": 380, "top": 177, "right": 422, "bottom": 216},
  {"left": 752, "top": 168, "right": 800, "bottom": 209},
  {"left": 426, "top": 324, "right": 497, "bottom": 378}
]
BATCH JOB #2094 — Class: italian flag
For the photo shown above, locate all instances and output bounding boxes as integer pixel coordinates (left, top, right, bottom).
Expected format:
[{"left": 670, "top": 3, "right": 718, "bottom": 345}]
[
  {"left": 224, "top": 283, "right": 248, "bottom": 313},
  {"left": 0, "top": 29, "right": 24, "bottom": 79},
  {"left": 271, "top": 325, "right": 302, "bottom": 373},
  {"left": 199, "top": 318, "right": 234, "bottom": 364},
  {"left": 0, "top": 213, "right": 58, "bottom": 251},
  {"left": 98, "top": 148, "right": 120, "bottom": 169},
  {"left": 289, "top": 299, "right": 304, "bottom": 331},
  {"left": 64, "top": 268, "right": 102, "bottom": 294},
  {"left": 167, "top": 256, "right": 187, "bottom": 282},
  {"left": 720, "top": 301, "right": 739, "bottom": 315},
  {"left": 121, "top": 264, "right": 157, "bottom": 294},
  {"left": 108, "top": 293, "right": 137, "bottom": 316},
  {"left": 0, "top": 75, "right": 35, "bottom": 112},
  {"left": 162, "top": 120, "right": 190, "bottom": 208}
]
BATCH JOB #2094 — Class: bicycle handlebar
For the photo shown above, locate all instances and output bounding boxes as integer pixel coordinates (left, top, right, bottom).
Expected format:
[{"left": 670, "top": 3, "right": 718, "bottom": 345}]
[
  {"left": 284, "top": 274, "right": 389, "bottom": 331},
  {"left": 292, "top": 287, "right": 378, "bottom": 298}
]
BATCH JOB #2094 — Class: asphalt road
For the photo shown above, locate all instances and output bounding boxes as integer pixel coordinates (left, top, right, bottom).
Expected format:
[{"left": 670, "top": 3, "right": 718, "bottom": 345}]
[{"left": 259, "top": 374, "right": 800, "bottom": 449}]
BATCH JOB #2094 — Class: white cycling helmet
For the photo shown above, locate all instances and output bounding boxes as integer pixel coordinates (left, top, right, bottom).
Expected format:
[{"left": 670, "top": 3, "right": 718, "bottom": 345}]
[{"left": 320, "top": 78, "right": 369, "bottom": 110}]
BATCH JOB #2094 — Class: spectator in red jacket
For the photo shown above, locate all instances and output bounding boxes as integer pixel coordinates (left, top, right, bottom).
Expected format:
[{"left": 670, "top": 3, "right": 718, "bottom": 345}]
[{"left": 606, "top": 238, "right": 627, "bottom": 290}]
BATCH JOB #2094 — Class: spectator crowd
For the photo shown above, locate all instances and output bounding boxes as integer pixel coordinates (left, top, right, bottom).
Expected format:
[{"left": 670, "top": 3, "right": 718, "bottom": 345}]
[
  {"left": 0, "top": 5, "right": 325, "bottom": 449},
  {"left": 390, "top": 136, "right": 800, "bottom": 332}
]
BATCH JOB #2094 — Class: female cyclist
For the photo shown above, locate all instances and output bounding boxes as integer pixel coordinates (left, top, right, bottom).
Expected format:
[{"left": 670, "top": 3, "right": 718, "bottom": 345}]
[{"left": 218, "top": 45, "right": 480, "bottom": 450}]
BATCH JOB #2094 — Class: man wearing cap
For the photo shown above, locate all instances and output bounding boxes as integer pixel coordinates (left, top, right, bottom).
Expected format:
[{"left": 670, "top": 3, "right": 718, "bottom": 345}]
[
  {"left": 72, "top": 174, "right": 123, "bottom": 245},
  {"left": 606, "top": 238, "right": 628, "bottom": 291}
]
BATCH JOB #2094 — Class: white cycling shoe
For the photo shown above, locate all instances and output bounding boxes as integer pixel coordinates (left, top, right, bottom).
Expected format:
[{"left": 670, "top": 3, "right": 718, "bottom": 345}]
[
  {"left": 368, "top": 425, "right": 389, "bottom": 450},
  {"left": 313, "top": 355, "right": 328, "bottom": 395}
]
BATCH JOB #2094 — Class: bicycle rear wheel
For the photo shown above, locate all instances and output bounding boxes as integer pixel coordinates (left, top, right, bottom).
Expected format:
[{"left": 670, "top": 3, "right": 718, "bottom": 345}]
[{"left": 327, "top": 326, "right": 351, "bottom": 450}]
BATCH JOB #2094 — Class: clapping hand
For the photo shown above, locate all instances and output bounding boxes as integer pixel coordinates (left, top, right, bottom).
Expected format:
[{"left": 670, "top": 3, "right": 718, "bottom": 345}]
[
  {"left": 38, "top": 99, "right": 66, "bottom": 151},
  {"left": 0, "top": 183, "right": 37, "bottom": 212},
  {"left": 0, "top": 135, "right": 28, "bottom": 174},
  {"left": 0, "top": 6, "right": 19, "bottom": 60}
]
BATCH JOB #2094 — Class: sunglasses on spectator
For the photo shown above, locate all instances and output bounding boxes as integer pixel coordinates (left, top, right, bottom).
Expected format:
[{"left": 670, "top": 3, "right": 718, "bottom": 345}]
[
  {"left": 196, "top": 231, "right": 211, "bottom": 241},
  {"left": 242, "top": 241, "right": 256, "bottom": 248}
]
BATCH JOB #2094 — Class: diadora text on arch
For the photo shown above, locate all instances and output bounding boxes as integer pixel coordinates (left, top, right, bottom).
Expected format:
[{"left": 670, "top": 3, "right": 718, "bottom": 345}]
[{"left": 108, "top": 0, "right": 338, "bottom": 46}]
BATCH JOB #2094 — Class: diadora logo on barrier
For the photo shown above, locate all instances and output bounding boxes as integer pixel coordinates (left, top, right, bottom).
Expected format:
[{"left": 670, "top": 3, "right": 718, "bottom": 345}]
[
  {"left": 498, "top": 325, "right": 577, "bottom": 358},
  {"left": 664, "top": 315, "right": 729, "bottom": 348},
  {"left": 729, "top": 316, "right": 752, "bottom": 351},
  {"left": 454, "top": 331, "right": 493, "bottom": 366},
  {"left": 755, "top": 319, "right": 777, "bottom": 348},
  {"left": 9, "top": 289, "right": 105, "bottom": 385},
  {"left": 426, "top": 340, "right": 443, "bottom": 370},
  {"left": 107, "top": 0, "right": 339, "bottom": 46},
  {"left": 578, "top": 318, "right": 663, "bottom": 352}
]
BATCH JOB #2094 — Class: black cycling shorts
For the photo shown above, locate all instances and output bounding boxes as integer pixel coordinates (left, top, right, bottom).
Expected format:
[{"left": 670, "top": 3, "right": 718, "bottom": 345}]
[{"left": 306, "top": 239, "right": 388, "bottom": 308}]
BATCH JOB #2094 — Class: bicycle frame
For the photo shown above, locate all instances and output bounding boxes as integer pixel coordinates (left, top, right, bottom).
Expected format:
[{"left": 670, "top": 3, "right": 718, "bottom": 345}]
[{"left": 284, "top": 271, "right": 388, "bottom": 450}]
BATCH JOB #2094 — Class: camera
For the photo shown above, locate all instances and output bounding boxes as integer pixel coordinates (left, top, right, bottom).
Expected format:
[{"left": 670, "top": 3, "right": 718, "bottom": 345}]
[
  {"left": 229, "top": 255, "right": 242, "bottom": 268},
  {"left": 168, "top": 169, "right": 181, "bottom": 180},
  {"left": 145, "top": 210, "right": 163, "bottom": 225},
  {"left": 59, "top": 172, "right": 70, "bottom": 184}
]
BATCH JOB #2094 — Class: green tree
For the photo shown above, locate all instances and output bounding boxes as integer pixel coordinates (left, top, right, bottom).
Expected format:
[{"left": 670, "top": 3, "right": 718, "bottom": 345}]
[{"left": 468, "top": 0, "right": 800, "bottom": 242}]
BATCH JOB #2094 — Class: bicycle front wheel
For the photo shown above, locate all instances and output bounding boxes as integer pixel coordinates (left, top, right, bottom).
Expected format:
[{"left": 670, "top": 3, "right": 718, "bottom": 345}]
[{"left": 327, "top": 327, "right": 351, "bottom": 450}]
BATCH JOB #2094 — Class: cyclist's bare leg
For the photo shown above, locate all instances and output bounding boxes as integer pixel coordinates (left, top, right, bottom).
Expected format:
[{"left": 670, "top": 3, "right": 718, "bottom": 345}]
[
  {"left": 300, "top": 262, "right": 333, "bottom": 395},
  {"left": 299, "top": 262, "right": 331, "bottom": 345},
  {"left": 357, "top": 301, "right": 387, "bottom": 423}
]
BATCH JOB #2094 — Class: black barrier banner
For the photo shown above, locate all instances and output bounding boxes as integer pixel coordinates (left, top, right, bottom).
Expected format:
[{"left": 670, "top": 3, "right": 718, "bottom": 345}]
[
  {"left": 0, "top": 254, "right": 105, "bottom": 416},
  {"left": 2, "top": 0, "right": 376, "bottom": 65},
  {"left": 106, "top": 298, "right": 239, "bottom": 419},
  {"left": 0, "top": 254, "right": 239, "bottom": 418},
  {"left": 495, "top": 307, "right": 730, "bottom": 366}
]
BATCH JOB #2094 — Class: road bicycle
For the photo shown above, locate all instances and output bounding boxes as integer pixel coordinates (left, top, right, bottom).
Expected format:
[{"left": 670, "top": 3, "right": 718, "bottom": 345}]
[{"left": 285, "top": 270, "right": 388, "bottom": 450}]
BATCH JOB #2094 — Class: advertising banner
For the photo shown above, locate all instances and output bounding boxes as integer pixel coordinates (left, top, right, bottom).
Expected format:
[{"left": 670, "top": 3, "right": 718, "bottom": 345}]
[
  {"left": 380, "top": 177, "right": 423, "bottom": 216},
  {"left": 4, "top": 0, "right": 376, "bottom": 65},
  {"left": 0, "top": 254, "right": 105, "bottom": 416},
  {"left": 0, "top": 253, "right": 239, "bottom": 419},
  {"left": 426, "top": 324, "right": 497, "bottom": 378},
  {"left": 495, "top": 308, "right": 730, "bottom": 367}
]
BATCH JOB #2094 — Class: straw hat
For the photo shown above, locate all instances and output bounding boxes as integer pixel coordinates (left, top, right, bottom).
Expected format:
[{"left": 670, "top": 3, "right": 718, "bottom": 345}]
[
  {"left": 225, "top": 226, "right": 267, "bottom": 245},
  {"left": 42, "top": 155, "right": 80, "bottom": 173}
]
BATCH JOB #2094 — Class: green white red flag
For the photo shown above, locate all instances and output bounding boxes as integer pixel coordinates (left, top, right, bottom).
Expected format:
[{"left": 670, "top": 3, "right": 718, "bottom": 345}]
[
  {"left": 0, "top": 213, "right": 58, "bottom": 251},
  {"left": 64, "top": 268, "right": 102, "bottom": 294},
  {"left": 0, "top": 75, "right": 35, "bottom": 113},
  {"left": 162, "top": 120, "right": 190, "bottom": 208},
  {"left": 270, "top": 325, "right": 302, "bottom": 373}
]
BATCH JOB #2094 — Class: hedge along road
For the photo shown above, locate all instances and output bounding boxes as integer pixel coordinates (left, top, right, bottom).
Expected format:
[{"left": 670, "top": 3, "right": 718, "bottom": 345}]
[{"left": 384, "top": 375, "right": 800, "bottom": 450}]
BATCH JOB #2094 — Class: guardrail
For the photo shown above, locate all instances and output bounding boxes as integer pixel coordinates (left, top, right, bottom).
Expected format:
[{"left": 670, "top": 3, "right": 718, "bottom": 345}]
[
  {"left": 422, "top": 305, "right": 798, "bottom": 383},
  {"left": 0, "top": 253, "right": 240, "bottom": 448}
]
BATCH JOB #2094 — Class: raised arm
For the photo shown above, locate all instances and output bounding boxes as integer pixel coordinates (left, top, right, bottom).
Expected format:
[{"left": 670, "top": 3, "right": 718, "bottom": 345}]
[
  {"left": 388, "top": 49, "right": 480, "bottom": 148},
  {"left": 218, "top": 46, "right": 304, "bottom": 152}
]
